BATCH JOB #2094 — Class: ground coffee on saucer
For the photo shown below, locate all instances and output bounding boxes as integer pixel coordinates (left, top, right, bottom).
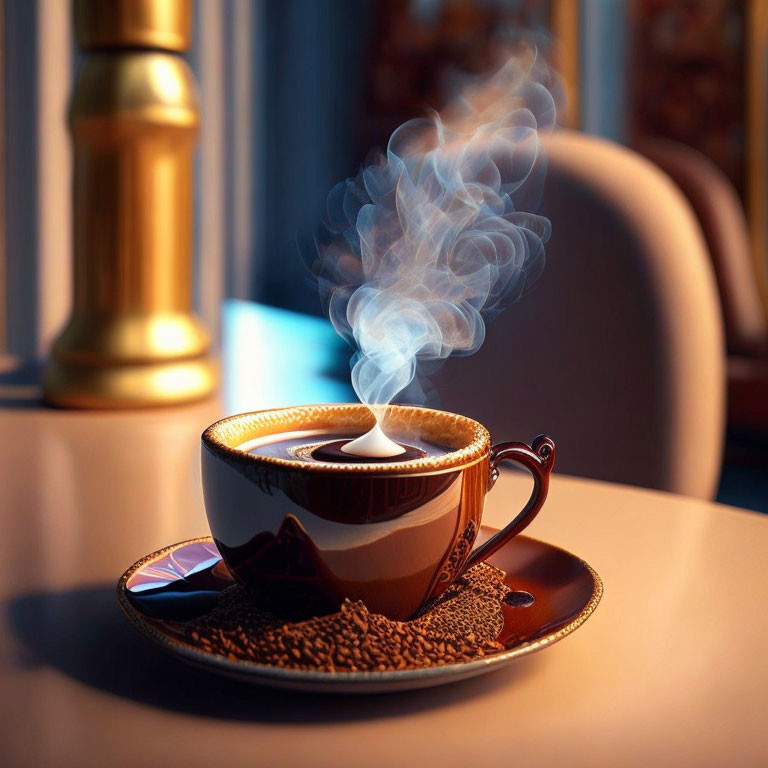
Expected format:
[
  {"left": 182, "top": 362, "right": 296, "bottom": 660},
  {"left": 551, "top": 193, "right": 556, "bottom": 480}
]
[{"left": 180, "top": 563, "right": 510, "bottom": 672}]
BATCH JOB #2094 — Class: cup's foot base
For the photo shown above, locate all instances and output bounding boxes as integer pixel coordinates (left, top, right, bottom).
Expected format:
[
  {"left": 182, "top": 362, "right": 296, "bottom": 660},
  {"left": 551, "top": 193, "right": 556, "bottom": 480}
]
[{"left": 42, "top": 355, "right": 218, "bottom": 409}]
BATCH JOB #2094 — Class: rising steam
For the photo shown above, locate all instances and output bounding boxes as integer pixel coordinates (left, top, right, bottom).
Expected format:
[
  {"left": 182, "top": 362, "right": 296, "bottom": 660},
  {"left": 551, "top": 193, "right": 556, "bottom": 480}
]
[{"left": 310, "top": 47, "right": 556, "bottom": 410}]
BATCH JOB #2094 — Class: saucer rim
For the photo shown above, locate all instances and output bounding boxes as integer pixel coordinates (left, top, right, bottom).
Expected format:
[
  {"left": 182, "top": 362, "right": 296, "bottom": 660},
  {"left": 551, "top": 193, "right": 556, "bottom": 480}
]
[{"left": 117, "top": 531, "right": 603, "bottom": 690}]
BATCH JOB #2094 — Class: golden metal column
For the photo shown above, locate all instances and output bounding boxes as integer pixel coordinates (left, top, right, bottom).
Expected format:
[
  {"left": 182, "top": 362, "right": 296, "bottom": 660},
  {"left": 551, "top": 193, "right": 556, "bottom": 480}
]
[{"left": 43, "top": 0, "right": 217, "bottom": 408}]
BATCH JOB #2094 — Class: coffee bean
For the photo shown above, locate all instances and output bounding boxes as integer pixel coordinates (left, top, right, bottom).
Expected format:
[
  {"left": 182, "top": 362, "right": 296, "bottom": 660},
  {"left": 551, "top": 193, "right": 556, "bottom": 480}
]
[{"left": 179, "top": 563, "right": 508, "bottom": 673}]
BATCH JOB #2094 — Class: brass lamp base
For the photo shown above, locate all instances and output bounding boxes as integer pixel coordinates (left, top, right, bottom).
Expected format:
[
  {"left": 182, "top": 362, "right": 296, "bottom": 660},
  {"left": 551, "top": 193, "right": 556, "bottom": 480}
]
[
  {"left": 46, "top": 1, "right": 217, "bottom": 410},
  {"left": 43, "top": 355, "right": 218, "bottom": 409},
  {"left": 43, "top": 310, "right": 218, "bottom": 408}
]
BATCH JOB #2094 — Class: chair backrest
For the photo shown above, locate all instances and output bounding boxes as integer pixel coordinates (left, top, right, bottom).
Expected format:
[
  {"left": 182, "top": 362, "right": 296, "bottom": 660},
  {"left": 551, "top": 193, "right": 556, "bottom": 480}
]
[
  {"left": 636, "top": 137, "right": 768, "bottom": 357},
  {"left": 433, "top": 130, "right": 725, "bottom": 499}
]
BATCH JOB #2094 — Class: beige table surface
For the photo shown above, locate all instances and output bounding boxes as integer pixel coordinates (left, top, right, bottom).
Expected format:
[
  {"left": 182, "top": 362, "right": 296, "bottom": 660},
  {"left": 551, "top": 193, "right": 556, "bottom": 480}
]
[{"left": 1, "top": 396, "right": 767, "bottom": 768}]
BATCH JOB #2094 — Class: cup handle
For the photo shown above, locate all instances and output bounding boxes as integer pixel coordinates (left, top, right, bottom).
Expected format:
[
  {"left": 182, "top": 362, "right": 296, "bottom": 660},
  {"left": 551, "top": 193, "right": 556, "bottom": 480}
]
[{"left": 461, "top": 435, "right": 555, "bottom": 574}]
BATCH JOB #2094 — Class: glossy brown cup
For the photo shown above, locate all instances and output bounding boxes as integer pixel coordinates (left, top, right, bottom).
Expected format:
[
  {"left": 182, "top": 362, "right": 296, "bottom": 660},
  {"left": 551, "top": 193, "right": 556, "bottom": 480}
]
[{"left": 201, "top": 404, "right": 555, "bottom": 621}]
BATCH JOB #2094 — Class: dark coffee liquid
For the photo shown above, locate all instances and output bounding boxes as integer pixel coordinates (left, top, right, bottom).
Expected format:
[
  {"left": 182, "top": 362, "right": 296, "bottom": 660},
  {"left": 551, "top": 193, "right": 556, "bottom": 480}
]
[{"left": 242, "top": 430, "right": 450, "bottom": 463}]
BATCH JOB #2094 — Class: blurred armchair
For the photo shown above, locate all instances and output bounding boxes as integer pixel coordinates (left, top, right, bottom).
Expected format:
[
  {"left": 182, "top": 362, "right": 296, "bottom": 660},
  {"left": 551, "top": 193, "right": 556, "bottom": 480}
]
[
  {"left": 434, "top": 131, "right": 725, "bottom": 499},
  {"left": 638, "top": 138, "right": 768, "bottom": 437}
]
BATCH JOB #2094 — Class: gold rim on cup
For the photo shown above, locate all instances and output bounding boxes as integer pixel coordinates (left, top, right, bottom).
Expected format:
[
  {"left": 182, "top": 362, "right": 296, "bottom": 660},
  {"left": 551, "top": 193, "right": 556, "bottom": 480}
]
[{"left": 202, "top": 403, "right": 492, "bottom": 474}]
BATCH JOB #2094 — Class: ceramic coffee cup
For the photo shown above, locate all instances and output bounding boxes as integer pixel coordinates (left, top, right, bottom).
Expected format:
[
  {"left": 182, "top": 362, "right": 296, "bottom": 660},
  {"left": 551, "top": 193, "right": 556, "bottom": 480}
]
[{"left": 201, "top": 404, "right": 555, "bottom": 621}]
